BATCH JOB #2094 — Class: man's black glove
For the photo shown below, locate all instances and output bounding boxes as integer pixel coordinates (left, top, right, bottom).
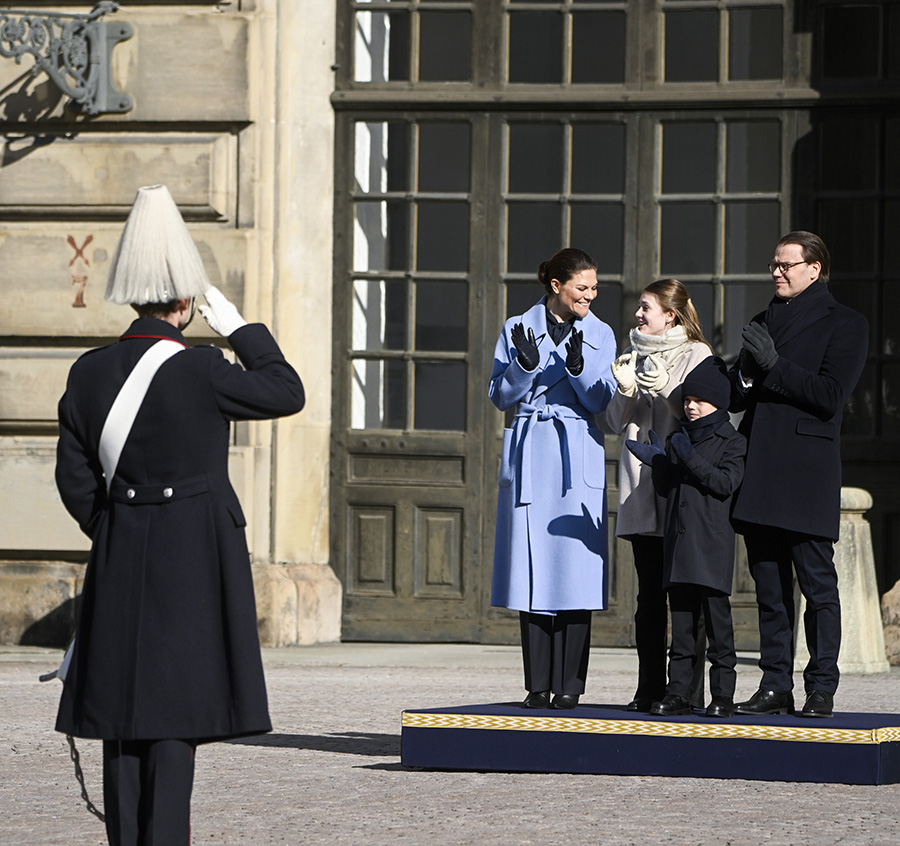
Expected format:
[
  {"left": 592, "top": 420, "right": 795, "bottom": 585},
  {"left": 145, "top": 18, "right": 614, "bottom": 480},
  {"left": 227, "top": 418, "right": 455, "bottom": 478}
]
[
  {"left": 670, "top": 431, "right": 695, "bottom": 463},
  {"left": 742, "top": 321, "right": 778, "bottom": 372},
  {"left": 626, "top": 430, "right": 665, "bottom": 466},
  {"left": 739, "top": 346, "right": 763, "bottom": 381},
  {"left": 565, "top": 328, "right": 584, "bottom": 376},
  {"left": 510, "top": 323, "right": 540, "bottom": 371}
]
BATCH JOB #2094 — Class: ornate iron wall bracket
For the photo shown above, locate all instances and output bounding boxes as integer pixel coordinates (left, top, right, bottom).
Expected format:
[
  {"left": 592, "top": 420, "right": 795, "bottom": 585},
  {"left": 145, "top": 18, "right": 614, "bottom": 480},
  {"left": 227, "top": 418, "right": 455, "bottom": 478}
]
[{"left": 0, "top": 2, "right": 133, "bottom": 115}]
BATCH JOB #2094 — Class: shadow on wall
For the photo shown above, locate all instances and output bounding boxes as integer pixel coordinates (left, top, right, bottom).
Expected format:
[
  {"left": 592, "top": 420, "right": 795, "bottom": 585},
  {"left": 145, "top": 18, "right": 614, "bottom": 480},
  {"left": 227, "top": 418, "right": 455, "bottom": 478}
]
[{"left": 20, "top": 596, "right": 78, "bottom": 648}]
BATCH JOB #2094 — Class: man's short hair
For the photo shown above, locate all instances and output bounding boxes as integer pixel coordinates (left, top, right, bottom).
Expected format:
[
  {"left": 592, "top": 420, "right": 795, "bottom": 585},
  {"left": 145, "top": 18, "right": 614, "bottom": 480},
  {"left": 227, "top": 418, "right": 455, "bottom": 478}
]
[
  {"left": 777, "top": 230, "right": 831, "bottom": 284},
  {"left": 132, "top": 299, "right": 183, "bottom": 320}
]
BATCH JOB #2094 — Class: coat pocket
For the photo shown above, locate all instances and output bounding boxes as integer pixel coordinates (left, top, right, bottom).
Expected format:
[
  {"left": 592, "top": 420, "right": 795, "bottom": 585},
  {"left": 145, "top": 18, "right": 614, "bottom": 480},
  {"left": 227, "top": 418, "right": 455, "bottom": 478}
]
[
  {"left": 582, "top": 427, "right": 607, "bottom": 490},
  {"left": 498, "top": 428, "right": 514, "bottom": 487},
  {"left": 796, "top": 418, "right": 836, "bottom": 440},
  {"left": 227, "top": 501, "right": 247, "bottom": 528}
]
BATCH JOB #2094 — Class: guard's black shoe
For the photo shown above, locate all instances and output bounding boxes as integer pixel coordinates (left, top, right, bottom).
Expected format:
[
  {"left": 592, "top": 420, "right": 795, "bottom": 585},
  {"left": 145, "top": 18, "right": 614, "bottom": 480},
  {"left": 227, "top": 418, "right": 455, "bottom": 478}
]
[
  {"left": 705, "top": 697, "right": 735, "bottom": 718},
  {"left": 523, "top": 690, "right": 550, "bottom": 709},
  {"left": 650, "top": 694, "right": 692, "bottom": 716},
  {"left": 801, "top": 690, "right": 834, "bottom": 718},
  {"left": 551, "top": 693, "right": 579, "bottom": 709},
  {"left": 734, "top": 688, "right": 793, "bottom": 715},
  {"left": 626, "top": 696, "right": 654, "bottom": 712}
]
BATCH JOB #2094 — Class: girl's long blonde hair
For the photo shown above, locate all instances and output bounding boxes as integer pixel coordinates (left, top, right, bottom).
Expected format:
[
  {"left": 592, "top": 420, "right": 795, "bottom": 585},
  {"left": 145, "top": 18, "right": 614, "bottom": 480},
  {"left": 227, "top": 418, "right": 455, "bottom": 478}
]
[{"left": 643, "top": 278, "right": 712, "bottom": 351}]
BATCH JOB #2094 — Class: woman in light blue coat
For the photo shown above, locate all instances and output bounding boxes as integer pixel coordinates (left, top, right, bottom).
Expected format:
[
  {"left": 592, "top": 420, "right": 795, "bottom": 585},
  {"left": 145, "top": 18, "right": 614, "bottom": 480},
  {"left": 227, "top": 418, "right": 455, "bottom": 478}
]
[{"left": 490, "top": 248, "right": 617, "bottom": 709}]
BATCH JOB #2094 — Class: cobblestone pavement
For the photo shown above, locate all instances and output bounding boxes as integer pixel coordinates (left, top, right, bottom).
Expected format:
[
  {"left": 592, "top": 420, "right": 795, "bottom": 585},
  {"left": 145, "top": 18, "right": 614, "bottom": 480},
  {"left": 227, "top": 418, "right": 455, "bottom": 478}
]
[{"left": 3, "top": 644, "right": 900, "bottom": 845}]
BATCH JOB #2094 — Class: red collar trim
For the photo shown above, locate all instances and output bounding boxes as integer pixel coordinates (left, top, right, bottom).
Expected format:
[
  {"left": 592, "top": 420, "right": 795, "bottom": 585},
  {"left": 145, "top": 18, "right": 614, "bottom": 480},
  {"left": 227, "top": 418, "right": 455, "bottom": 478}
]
[{"left": 119, "top": 334, "right": 189, "bottom": 348}]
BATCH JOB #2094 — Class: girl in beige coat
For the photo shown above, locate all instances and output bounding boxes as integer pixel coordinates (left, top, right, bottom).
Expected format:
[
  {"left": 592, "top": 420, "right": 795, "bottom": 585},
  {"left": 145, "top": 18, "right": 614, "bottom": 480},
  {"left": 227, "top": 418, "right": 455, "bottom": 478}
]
[{"left": 605, "top": 279, "right": 712, "bottom": 711}]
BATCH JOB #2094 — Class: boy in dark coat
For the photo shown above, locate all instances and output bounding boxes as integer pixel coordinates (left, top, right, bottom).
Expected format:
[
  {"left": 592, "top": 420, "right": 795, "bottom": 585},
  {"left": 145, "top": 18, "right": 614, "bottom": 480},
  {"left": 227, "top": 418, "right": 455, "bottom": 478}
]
[{"left": 627, "top": 356, "right": 746, "bottom": 718}]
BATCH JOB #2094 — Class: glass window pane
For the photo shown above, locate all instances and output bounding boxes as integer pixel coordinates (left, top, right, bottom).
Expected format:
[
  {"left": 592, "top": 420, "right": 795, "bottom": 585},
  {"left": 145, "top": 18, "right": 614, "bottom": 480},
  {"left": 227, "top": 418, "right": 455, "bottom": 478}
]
[
  {"left": 355, "top": 12, "right": 410, "bottom": 82},
  {"left": 889, "top": 4, "right": 900, "bottom": 80},
  {"left": 726, "top": 121, "right": 781, "bottom": 193},
  {"left": 828, "top": 280, "right": 875, "bottom": 356},
  {"left": 724, "top": 202, "right": 780, "bottom": 274},
  {"left": 355, "top": 121, "right": 409, "bottom": 193},
  {"left": 661, "top": 123, "right": 717, "bottom": 194},
  {"left": 419, "top": 123, "right": 471, "bottom": 192},
  {"left": 353, "top": 279, "right": 407, "bottom": 351},
  {"left": 881, "top": 281, "right": 900, "bottom": 355},
  {"left": 572, "top": 124, "right": 626, "bottom": 194},
  {"left": 415, "top": 281, "right": 468, "bottom": 352},
  {"left": 506, "top": 281, "right": 545, "bottom": 319},
  {"left": 354, "top": 201, "right": 409, "bottom": 271},
  {"left": 507, "top": 202, "right": 563, "bottom": 273},
  {"left": 682, "top": 283, "right": 715, "bottom": 347},
  {"left": 818, "top": 199, "right": 879, "bottom": 274},
  {"left": 509, "top": 12, "right": 563, "bottom": 83},
  {"left": 417, "top": 201, "right": 469, "bottom": 271},
  {"left": 420, "top": 11, "right": 471, "bottom": 82},
  {"left": 570, "top": 203, "right": 624, "bottom": 275},
  {"left": 880, "top": 363, "right": 900, "bottom": 436},
  {"left": 665, "top": 10, "right": 718, "bottom": 82},
  {"left": 509, "top": 124, "right": 564, "bottom": 193},
  {"left": 822, "top": 6, "right": 881, "bottom": 79},
  {"left": 729, "top": 8, "right": 783, "bottom": 81},
  {"left": 414, "top": 362, "right": 466, "bottom": 430},
  {"left": 351, "top": 358, "right": 407, "bottom": 430},
  {"left": 843, "top": 362, "right": 877, "bottom": 437},
  {"left": 887, "top": 120, "right": 900, "bottom": 190},
  {"left": 572, "top": 12, "right": 626, "bottom": 84},
  {"left": 659, "top": 203, "right": 716, "bottom": 275},
  {"left": 592, "top": 285, "right": 623, "bottom": 343},
  {"left": 885, "top": 202, "right": 900, "bottom": 275},
  {"left": 722, "top": 283, "right": 776, "bottom": 357},
  {"left": 820, "top": 119, "right": 879, "bottom": 191}
]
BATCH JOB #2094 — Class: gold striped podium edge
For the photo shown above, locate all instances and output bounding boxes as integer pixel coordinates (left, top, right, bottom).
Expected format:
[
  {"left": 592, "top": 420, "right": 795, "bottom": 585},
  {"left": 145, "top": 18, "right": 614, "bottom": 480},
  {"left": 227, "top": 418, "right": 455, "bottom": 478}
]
[{"left": 400, "top": 711, "right": 900, "bottom": 746}]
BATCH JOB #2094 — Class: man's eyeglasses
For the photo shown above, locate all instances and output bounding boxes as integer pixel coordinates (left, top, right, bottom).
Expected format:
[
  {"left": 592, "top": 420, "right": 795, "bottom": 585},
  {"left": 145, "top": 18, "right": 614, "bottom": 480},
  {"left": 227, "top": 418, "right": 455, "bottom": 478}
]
[{"left": 768, "top": 260, "right": 808, "bottom": 275}]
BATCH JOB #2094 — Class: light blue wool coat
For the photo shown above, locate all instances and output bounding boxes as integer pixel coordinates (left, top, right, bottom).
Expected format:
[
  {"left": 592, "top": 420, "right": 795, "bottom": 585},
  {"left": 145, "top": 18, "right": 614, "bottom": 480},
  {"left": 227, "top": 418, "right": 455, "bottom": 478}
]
[{"left": 490, "top": 297, "right": 617, "bottom": 614}]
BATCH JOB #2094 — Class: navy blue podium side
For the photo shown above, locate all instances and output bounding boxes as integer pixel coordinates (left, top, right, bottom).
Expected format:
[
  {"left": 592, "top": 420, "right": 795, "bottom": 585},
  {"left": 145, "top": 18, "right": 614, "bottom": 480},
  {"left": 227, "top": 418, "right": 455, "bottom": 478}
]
[{"left": 400, "top": 703, "right": 900, "bottom": 784}]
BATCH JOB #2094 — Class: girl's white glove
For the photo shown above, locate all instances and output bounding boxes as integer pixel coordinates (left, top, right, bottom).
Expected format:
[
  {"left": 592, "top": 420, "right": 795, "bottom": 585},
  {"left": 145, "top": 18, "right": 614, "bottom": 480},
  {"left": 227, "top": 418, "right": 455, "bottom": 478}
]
[
  {"left": 611, "top": 351, "right": 638, "bottom": 396},
  {"left": 198, "top": 286, "right": 248, "bottom": 337},
  {"left": 636, "top": 353, "right": 670, "bottom": 394}
]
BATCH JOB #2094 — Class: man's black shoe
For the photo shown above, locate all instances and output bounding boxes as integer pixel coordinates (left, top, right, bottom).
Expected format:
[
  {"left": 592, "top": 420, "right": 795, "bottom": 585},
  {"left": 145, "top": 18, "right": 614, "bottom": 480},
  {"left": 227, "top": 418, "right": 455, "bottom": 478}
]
[
  {"left": 523, "top": 690, "right": 550, "bottom": 709},
  {"left": 734, "top": 688, "right": 793, "bottom": 715},
  {"left": 650, "top": 694, "right": 692, "bottom": 716},
  {"left": 801, "top": 690, "right": 834, "bottom": 718},
  {"left": 551, "top": 693, "right": 579, "bottom": 709},
  {"left": 626, "top": 696, "right": 654, "bottom": 712}
]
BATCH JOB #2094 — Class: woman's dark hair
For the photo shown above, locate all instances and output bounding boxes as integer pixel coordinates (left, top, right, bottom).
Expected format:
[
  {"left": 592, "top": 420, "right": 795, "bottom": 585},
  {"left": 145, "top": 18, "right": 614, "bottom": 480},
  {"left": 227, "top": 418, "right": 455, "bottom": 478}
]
[
  {"left": 643, "top": 278, "right": 712, "bottom": 350},
  {"left": 537, "top": 248, "right": 597, "bottom": 294},
  {"left": 132, "top": 299, "right": 183, "bottom": 319},
  {"left": 777, "top": 230, "right": 830, "bottom": 284}
]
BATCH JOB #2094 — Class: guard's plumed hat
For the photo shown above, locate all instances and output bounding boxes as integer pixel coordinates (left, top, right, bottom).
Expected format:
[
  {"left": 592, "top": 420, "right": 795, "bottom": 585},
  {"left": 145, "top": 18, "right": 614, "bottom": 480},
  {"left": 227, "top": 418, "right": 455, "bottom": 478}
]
[
  {"left": 105, "top": 184, "right": 210, "bottom": 305},
  {"left": 681, "top": 355, "right": 730, "bottom": 410}
]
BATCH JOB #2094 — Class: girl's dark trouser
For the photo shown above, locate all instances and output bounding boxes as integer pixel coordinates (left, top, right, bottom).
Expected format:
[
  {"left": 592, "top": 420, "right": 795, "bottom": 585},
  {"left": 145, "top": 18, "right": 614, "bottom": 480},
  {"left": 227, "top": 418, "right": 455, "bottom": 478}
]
[{"left": 519, "top": 609, "right": 592, "bottom": 695}]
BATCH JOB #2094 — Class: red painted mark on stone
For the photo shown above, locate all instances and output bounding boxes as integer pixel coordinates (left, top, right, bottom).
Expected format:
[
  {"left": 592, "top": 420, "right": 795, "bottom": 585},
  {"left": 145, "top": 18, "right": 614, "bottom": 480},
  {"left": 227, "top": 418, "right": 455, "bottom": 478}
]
[
  {"left": 67, "top": 234, "right": 93, "bottom": 267},
  {"left": 71, "top": 275, "right": 88, "bottom": 308}
]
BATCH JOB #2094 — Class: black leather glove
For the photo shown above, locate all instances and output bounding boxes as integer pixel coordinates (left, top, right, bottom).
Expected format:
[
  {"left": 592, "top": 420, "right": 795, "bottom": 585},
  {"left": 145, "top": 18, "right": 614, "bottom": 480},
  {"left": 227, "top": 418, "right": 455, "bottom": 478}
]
[
  {"left": 626, "top": 430, "right": 665, "bottom": 466},
  {"left": 742, "top": 322, "right": 778, "bottom": 372},
  {"left": 511, "top": 323, "right": 540, "bottom": 371},
  {"left": 739, "top": 346, "right": 763, "bottom": 382},
  {"left": 670, "top": 431, "right": 695, "bottom": 463},
  {"left": 565, "top": 328, "right": 583, "bottom": 376}
]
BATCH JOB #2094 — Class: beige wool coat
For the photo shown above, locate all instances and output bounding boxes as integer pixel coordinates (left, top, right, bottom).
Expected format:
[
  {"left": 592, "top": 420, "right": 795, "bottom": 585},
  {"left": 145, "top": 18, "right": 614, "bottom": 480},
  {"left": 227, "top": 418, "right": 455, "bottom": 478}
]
[{"left": 605, "top": 340, "right": 711, "bottom": 538}]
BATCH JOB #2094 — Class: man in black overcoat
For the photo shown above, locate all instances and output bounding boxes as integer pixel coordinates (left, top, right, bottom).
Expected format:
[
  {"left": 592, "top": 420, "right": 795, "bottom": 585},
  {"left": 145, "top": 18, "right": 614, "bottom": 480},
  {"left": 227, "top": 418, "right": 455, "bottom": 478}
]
[
  {"left": 54, "top": 185, "right": 305, "bottom": 844},
  {"left": 729, "top": 231, "right": 867, "bottom": 719}
]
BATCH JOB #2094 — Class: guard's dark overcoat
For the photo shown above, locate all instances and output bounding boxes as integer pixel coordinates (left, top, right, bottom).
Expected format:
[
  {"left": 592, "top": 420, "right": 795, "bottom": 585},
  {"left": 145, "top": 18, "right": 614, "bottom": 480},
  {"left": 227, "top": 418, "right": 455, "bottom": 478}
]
[
  {"left": 55, "top": 317, "right": 305, "bottom": 742},
  {"left": 728, "top": 285, "right": 867, "bottom": 540},
  {"left": 653, "top": 418, "right": 746, "bottom": 595}
]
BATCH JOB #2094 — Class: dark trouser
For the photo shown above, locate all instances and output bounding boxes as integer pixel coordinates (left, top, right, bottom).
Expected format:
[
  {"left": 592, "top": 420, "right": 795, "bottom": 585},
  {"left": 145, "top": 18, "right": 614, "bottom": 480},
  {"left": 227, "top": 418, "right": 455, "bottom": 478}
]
[
  {"left": 630, "top": 535, "right": 706, "bottom": 706},
  {"left": 744, "top": 525, "right": 840, "bottom": 695},
  {"left": 519, "top": 610, "right": 592, "bottom": 695},
  {"left": 667, "top": 585, "right": 736, "bottom": 701},
  {"left": 103, "top": 739, "right": 196, "bottom": 846}
]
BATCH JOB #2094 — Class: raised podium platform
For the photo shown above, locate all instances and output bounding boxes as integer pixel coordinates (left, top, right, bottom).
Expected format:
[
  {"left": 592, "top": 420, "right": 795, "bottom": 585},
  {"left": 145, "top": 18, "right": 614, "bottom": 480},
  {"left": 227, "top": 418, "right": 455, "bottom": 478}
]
[{"left": 401, "top": 702, "right": 900, "bottom": 784}]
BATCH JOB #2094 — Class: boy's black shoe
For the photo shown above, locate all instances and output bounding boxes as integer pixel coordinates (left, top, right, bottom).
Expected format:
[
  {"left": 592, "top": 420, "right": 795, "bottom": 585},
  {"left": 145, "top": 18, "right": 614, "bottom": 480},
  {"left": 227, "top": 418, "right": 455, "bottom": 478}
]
[
  {"left": 734, "top": 688, "right": 793, "bottom": 715},
  {"left": 650, "top": 694, "right": 692, "bottom": 716},
  {"left": 705, "top": 697, "right": 735, "bottom": 718},
  {"left": 800, "top": 690, "right": 834, "bottom": 718}
]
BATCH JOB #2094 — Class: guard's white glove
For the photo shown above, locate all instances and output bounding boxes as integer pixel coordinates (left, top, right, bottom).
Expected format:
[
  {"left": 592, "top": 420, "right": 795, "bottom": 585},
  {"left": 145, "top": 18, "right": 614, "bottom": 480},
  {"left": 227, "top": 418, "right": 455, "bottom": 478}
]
[
  {"left": 636, "top": 353, "right": 670, "bottom": 394},
  {"left": 198, "top": 286, "right": 248, "bottom": 337},
  {"left": 611, "top": 351, "right": 638, "bottom": 397}
]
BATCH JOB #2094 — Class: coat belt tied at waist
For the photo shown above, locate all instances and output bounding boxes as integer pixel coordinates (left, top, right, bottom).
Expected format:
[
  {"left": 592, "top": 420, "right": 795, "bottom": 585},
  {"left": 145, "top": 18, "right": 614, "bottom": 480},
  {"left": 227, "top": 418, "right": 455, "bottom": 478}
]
[{"left": 514, "top": 403, "right": 588, "bottom": 505}]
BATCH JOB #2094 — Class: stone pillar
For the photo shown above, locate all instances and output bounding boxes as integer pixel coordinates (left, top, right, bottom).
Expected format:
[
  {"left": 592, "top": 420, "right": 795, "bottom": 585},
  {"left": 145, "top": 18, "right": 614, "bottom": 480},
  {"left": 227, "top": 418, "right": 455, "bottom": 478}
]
[{"left": 795, "top": 487, "right": 890, "bottom": 674}]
